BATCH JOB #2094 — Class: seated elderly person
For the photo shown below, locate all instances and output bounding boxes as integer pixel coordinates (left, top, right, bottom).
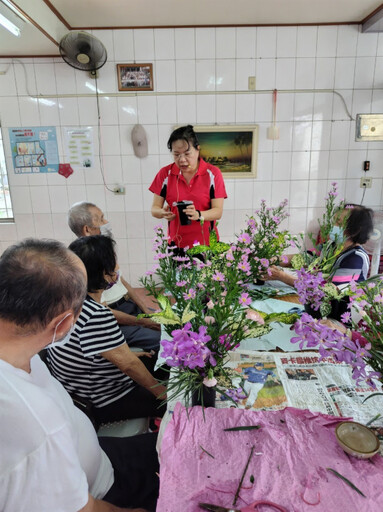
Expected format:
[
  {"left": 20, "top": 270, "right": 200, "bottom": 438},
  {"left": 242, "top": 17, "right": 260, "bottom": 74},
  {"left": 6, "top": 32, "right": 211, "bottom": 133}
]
[
  {"left": 265, "top": 204, "right": 373, "bottom": 288},
  {"left": 47, "top": 235, "right": 166, "bottom": 426},
  {"left": 0, "top": 238, "right": 159, "bottom": 512},
  {"left": 68, "top": 201, "right": 160, "bottom": 351}
]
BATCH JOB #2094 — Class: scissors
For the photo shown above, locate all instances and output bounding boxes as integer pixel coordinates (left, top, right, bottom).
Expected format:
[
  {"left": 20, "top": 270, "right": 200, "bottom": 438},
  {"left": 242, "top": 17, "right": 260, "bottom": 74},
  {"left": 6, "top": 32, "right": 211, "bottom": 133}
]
[
  {"left": 287, "top": 306, "right": 303, "bottom": 316},
  {"left": 199, "top": 500, "right": 288, "bottom": 512}
]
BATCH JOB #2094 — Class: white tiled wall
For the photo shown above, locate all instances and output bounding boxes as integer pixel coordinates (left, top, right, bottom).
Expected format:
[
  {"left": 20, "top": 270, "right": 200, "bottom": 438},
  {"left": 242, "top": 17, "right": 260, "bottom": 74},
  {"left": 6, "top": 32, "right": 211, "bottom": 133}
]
[{"left": 1, "top": 24, "right": 383, "bottom": 284}]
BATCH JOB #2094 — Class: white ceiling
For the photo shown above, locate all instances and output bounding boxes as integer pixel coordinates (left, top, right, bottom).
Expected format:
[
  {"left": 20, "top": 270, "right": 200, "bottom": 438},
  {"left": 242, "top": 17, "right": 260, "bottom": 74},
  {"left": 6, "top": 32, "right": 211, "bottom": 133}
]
[{"left": 0, "top": 0, "right": 381, "bottom": 56}]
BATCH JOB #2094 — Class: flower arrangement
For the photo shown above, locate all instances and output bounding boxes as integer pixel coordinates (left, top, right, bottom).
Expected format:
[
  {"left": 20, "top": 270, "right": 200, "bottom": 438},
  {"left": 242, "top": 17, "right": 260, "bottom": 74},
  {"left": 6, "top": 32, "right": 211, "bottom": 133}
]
[
  {"left": 233, "top": 199, "right": 293, "bottom": 283},
  {"left": 294, "top": 267, "right": 348, "bottom": 318},
  {"left": 291, "top": 182, "right": 346, "bottom": 272},
  {"left": 140, "top": 225, "right": 299, "bottom": 406},
  {"left": 291, "top": 276, "right": 383, "bottom": 388},
  {"left": 290, "top": 182, "right": 350, "bottom": 318}
]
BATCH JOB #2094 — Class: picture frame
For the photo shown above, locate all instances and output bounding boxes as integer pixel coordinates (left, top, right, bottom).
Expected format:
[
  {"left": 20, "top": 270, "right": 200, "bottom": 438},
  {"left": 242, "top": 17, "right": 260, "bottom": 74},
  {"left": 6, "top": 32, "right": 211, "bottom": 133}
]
[
  {"left": 193, "top": 125, "right": 258, "bottom": 178},
  {"left": 117, "top": 63, "right": 154, "bottom": 91}
]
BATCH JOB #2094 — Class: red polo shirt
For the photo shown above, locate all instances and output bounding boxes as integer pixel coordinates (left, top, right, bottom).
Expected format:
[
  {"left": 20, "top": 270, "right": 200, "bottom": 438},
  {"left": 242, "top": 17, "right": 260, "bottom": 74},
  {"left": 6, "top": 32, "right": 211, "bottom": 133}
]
[{"left": 149, "top": 159, "right": 227, "bottom": 248}]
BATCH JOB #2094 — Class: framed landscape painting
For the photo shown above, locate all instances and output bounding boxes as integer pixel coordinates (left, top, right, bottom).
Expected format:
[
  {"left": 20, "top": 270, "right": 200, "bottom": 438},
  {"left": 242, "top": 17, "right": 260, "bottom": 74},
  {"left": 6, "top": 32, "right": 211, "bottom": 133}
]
[{"left": 193, "top": 125, "right": 258, "bottom": 178}]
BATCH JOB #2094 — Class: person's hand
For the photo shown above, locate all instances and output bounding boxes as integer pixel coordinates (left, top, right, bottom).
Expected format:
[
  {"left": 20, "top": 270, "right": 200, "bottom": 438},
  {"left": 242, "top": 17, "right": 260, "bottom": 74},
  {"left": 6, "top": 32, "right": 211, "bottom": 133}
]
[
  {"left": 154, "top": 384, "right": 167, "bottom": 400},
  {"left": 135, "top": 351, "right": 155, "bottom": 358},
  {"left": 162, "top": 204, "right": 176, "bottom": 221},
  {"left": 262, "top": 265, "right": 283, "bottom": 281},
  {"left": 184, "top": 203, "right": 199, "bottom": 221},
  {"left": 139, "top": 318, "right": 161, "bottom": 331}
]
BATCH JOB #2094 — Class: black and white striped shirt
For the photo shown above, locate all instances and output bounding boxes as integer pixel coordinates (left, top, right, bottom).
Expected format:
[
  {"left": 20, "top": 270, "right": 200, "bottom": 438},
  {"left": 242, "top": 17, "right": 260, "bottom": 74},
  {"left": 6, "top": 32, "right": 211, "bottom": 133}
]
[{"left": 47, "top": 296, "right": 135, "bottom": 408}]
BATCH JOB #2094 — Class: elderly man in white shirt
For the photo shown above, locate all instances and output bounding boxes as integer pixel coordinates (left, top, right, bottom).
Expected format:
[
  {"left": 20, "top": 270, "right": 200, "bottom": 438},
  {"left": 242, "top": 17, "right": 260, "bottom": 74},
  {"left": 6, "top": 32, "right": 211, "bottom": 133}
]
[{"left": 0, "top": 238, "right": 159, "bottom": 512}]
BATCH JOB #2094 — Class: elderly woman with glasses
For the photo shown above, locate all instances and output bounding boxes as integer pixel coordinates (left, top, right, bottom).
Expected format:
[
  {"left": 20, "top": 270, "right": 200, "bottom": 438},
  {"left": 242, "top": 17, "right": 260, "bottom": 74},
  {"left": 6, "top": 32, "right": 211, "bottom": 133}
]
[{"left": 149, "top": 125, "right": 227, "bottom": 249}]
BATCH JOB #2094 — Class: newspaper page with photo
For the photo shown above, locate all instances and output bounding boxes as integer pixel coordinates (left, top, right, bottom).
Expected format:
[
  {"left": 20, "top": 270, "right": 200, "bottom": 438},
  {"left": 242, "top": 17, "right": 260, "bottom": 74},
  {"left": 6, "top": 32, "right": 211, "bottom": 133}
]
[{"left": 226, "top": 350, "right": 383, "bottom": 430}]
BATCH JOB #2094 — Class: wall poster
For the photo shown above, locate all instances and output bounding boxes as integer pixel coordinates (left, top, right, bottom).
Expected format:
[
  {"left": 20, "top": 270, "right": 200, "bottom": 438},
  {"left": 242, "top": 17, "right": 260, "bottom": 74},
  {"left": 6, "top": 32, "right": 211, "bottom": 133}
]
[
  {"left": 9, "top": 126, "right": 59, "bottom": 174},
  {"left": 64, "top": 127, "right": 94, "bottom": 169}
]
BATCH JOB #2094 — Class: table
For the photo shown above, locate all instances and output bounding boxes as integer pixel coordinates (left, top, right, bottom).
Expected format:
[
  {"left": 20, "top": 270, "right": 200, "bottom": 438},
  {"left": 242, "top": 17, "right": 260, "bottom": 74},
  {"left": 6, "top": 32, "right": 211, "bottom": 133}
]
[
  {"left": 157, "top": 404, "right": 383, "bottom": 512},
  {"left": 156, "top": 290, "right": 383, "bottom": 511}
]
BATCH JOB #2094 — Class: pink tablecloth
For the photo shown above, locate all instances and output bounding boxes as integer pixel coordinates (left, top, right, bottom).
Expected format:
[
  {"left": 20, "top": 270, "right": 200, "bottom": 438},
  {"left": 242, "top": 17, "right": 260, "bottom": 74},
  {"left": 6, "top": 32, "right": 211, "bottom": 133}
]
[{"left": 157, "top": 404, "right": 383, "bottom": 512}]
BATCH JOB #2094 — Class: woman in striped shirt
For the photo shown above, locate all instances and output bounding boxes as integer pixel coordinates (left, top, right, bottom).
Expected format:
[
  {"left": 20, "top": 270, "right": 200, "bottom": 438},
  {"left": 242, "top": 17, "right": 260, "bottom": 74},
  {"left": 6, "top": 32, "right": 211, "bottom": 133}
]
[
  {"left": 265, "top": 204, "right": 374, "bottom": 288},
  {"left": 47, "top": 235, "right": 166, "bottom": 426}
]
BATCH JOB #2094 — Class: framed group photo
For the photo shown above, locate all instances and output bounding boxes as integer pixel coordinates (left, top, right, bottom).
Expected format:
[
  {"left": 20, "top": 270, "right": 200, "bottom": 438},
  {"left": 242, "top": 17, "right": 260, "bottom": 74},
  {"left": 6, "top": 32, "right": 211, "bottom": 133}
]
[
  {"left": 117, "top": 63, "right": 154, "bottom": 91},
  {"left": 193, "top": 125, "right": 258, "bottom": 178}
]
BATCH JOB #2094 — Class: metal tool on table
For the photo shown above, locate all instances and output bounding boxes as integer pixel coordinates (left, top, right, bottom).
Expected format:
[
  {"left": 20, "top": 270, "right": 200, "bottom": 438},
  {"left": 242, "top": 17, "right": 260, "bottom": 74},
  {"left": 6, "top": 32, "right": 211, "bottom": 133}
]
[
  {"left": 199, "top": 500, "right": 288, "bottom": 512},
  {"left": 287, "top": 306, "right": 303, "bottom": 317}
]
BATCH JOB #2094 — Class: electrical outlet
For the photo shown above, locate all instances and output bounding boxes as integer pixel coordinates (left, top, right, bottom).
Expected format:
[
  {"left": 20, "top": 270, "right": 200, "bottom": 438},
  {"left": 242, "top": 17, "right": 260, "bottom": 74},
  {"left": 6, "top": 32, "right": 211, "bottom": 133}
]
[
  {"left": 248, "top": 76, "right": 256, "bottom": 90},
  {"left": 113, "top": 186, "right": 125, "bottom": 195},
  {"left": 360, "top": 177, "right": 372, "bottom": 188}
]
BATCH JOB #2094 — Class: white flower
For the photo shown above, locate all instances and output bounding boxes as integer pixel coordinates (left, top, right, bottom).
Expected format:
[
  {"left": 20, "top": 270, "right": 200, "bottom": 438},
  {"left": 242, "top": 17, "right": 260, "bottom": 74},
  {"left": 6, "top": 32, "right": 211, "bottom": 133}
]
[{"left": 203, "top": 377, "right": 217, "bottom": 387}]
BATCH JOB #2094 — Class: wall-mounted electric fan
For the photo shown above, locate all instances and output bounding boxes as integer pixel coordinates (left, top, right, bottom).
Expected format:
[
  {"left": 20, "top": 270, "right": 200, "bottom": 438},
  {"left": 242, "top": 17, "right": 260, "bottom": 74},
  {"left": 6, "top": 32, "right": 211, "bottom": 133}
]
[{"left": 59, "top": 30, "right": 107, "bottom": 77}]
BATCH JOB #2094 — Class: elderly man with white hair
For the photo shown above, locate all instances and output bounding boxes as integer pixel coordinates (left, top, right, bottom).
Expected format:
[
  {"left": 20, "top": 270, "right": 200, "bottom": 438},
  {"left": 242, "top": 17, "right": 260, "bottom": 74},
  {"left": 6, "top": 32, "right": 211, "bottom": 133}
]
[{"left": 68, "top": 201, "right": 160, "bottom": 351}]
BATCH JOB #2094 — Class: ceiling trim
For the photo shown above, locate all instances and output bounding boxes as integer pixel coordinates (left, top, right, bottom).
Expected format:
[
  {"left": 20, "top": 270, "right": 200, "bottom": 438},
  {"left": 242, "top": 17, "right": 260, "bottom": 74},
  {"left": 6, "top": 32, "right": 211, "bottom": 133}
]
[
  {"left": 0, "top": 54, "right": 60, "bottom": 58},
  {"left": 361, "top": 2, "right": 383, "bottom": 24},
  {"left": 74, "top": 22, "right": 360, "bottom": 30},
  {"left": 9, "top": 0, "right": 60, "bottom": 46},
  {"left": 42, "top": 0, "right": 71, "bottom": 29}
]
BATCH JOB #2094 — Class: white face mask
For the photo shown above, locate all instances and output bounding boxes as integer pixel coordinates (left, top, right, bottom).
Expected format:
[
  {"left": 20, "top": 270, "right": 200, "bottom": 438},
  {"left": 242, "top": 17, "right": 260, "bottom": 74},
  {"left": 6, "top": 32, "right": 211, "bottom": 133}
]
[
  {"left": 46, "top": 313, "right": 75, "bottom": 350},
  {"left": 100, "top": 222, "right": 113, "bottom": 238}
]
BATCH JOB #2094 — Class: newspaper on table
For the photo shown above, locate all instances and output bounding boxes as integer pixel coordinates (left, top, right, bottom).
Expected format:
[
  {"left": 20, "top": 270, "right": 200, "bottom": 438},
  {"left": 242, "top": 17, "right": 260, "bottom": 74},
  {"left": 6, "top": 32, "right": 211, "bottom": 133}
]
[
  {"left": 223, "top": 350, "right": 383, "bottom": 429},
  {"left": 157, "top": 350, "right": 383, "bottom": 456}
]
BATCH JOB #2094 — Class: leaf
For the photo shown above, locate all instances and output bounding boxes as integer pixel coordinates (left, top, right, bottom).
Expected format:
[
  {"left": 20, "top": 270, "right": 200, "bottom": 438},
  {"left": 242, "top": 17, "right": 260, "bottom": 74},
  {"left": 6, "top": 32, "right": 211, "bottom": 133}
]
[
  {"left": 199, "top": 445, "right": 215, "bottom": 459},
  {"left": 362, "top": 393, "right": 383, "bottom": 404},
  {"left": 156, "top": 294, "right": 171, "bottom": 311},
  {"left": 181, "top": 302, "right": 197, "bottom": 324},
  {"left": 224, "top": 425, "right": 261, "bottom": 431},
  {"left": 140, "top": 304, "right": 181, "bottom": 325},
  {"left": 326, "top": 468, "right": 366, "bottom": 498},
  {"left": 366, "top": 413, "right": 381, "bottom": 427}
]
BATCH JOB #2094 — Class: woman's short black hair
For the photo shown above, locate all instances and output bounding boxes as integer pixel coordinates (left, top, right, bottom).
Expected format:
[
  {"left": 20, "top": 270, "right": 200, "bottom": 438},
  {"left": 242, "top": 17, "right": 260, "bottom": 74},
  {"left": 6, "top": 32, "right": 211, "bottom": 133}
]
[
  {"left": 345, "top": 204, "right": 374, "bottom": 244},
  {"left": 167, "top": 125, "right": 200, "bottom": 152},
  {"left": 69, "top": 235, "right": 116, "bottom": 293}
]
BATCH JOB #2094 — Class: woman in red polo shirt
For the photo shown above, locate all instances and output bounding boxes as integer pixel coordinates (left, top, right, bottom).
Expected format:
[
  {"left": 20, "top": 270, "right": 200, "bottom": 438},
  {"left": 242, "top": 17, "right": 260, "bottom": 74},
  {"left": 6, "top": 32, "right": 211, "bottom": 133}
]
[{"left": 149, "top": 125, "right": 227, "bottom": 249}]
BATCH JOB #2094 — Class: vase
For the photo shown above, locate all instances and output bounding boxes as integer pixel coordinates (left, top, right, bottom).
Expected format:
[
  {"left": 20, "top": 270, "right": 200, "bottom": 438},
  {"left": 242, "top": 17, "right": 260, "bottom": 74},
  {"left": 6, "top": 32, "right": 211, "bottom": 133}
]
[
  {"left": 304, "top": 303, "right": 322, "bottom": 319},
  {"left": 191, "top": 384, "right": 216, "bottom": 408}
]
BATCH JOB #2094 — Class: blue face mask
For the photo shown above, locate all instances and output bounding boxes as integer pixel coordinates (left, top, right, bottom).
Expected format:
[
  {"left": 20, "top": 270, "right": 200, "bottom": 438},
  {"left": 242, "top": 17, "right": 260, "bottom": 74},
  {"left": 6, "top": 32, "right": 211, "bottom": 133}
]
[{"left": 329, "top": 225, "right": 345, "bottom": 243}]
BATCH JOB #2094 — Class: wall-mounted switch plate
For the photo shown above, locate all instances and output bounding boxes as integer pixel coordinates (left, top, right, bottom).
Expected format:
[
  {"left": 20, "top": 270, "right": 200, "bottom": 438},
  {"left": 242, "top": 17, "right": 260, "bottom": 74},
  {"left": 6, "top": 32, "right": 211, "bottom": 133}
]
[{"left": 248, "top": 76, "right": 256, "bottom": 90}]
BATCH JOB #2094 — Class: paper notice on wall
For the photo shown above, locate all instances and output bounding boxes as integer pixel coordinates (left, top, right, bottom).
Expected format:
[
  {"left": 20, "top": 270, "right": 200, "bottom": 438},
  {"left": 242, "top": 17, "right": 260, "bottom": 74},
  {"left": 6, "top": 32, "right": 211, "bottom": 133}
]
[
  {"left": 9, "top": 126, "right": 59, "bottom": 174},
  {"left": 64, "top": 127, "right": 94, "bottom": 169}
]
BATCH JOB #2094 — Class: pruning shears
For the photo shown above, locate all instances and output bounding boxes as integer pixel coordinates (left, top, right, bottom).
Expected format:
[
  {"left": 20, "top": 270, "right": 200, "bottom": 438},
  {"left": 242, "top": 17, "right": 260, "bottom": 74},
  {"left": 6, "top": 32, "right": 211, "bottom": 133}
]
[{"left": 199, "top": 500, "right": 288, "bottom": 512}]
